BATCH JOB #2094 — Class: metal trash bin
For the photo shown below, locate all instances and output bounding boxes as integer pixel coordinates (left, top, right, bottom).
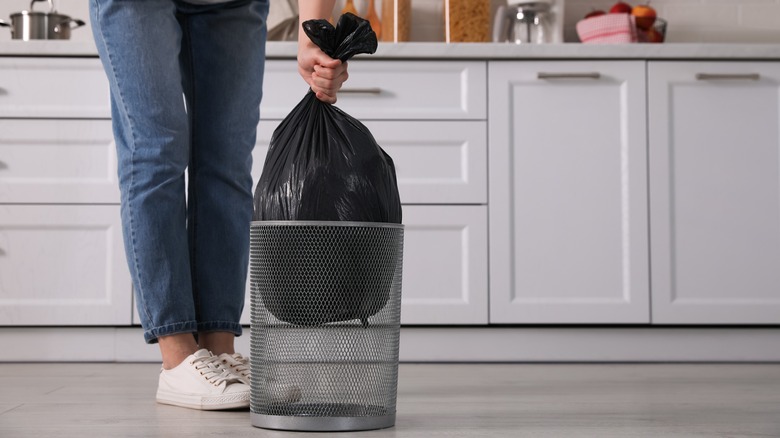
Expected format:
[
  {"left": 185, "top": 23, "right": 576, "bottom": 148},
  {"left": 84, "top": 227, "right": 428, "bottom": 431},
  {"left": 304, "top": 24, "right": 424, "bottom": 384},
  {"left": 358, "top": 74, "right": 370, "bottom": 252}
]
[{"left": 249, "top": 221, "right": 404, "bottom": 432}]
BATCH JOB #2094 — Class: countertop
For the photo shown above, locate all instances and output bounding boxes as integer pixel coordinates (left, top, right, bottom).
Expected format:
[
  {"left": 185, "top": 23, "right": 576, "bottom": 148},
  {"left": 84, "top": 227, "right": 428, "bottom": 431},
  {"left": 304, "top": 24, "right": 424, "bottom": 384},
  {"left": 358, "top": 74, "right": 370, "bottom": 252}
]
[{"left": 1, "top": 40, "right": 779, "bottom": 60}]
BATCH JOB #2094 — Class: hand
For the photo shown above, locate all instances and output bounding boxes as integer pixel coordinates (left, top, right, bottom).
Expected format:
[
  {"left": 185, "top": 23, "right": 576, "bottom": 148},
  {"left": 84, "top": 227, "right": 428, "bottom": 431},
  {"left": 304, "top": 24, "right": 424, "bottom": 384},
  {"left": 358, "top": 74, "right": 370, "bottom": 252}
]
[{"left": 298, "top": 42, "right": 349, "bottom": 104}]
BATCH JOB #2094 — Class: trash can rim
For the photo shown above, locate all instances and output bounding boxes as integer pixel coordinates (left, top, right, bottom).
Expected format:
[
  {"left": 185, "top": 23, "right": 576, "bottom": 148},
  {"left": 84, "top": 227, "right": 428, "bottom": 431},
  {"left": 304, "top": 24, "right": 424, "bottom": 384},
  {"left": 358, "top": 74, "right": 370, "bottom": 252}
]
[{"left": 250, "top": 220, "right": 403, "bottom": 230}]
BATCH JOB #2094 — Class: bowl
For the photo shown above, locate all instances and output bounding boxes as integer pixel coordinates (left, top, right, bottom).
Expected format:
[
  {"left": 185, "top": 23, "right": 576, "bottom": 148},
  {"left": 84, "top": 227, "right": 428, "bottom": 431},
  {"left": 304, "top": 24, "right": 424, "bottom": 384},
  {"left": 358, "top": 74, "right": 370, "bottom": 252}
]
[
  {"left": 576, "top": 14, "right": 668, "bottom": 44},
  {"left": 636, "top": 17, "right": 667, "bottom": 43}
]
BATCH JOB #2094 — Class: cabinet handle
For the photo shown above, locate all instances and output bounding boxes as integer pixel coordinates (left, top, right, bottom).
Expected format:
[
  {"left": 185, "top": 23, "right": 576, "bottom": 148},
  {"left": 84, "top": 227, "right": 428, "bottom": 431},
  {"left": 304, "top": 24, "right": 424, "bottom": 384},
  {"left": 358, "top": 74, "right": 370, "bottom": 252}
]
[
  {"left": 537, "top": 72, "right": 601, "bottom": 80},
  {"left": 695, "top": 73, "right": 760, "bottom": 81},
  {"left": 339, "top": 88, "right": 383, "bottom": 95}
]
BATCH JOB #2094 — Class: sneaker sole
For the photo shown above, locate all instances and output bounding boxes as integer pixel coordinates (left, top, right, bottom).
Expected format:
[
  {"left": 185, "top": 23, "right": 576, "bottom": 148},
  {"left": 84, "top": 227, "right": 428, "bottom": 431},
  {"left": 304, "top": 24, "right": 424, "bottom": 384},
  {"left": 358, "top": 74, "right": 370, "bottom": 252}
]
[{"left": 156, "top": 389, "right": 250, "bottom": 411}]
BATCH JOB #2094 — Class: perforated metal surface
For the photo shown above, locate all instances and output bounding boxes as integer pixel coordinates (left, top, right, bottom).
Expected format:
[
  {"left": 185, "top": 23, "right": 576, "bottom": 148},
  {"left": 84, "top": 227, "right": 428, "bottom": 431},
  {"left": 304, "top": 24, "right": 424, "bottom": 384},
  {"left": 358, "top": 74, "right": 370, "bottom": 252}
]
[{"left": 249, "top": 221, "right": 403, "bottom": 430}]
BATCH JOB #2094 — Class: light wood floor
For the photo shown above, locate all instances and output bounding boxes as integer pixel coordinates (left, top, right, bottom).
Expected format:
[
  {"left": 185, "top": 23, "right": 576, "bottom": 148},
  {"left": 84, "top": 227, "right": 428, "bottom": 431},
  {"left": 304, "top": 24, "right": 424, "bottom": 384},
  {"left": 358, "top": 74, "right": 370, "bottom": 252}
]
[{"left": 0, "top": 363, "right": 779, "bottom": 437}]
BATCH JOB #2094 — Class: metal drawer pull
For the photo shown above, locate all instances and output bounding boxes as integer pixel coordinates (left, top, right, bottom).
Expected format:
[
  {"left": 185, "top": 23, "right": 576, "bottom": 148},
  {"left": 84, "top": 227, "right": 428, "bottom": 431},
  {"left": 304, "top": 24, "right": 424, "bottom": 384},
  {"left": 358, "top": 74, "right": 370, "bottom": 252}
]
[
  {"left": 339, "top": 87, "right": 382, "bottom": 95},
  {"left": 695, "top": 73, "right": 760, "bottom": 81},
  {"left": 537, "top": 72, "right": 601, "bottom": 80}
]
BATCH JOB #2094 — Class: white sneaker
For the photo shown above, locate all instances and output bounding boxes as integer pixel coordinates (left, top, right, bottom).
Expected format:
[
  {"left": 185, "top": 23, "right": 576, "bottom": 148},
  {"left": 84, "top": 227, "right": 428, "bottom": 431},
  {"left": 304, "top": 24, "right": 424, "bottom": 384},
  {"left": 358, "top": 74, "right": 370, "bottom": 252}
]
[
  {"left": 156, "top": 349, "right": 250, "bottom": 410},
  {"left": 218, "top": 352, "right": 302, "bottom": 403},
  {"left": 218, "top": 352, "right": 251, "bottom": 385}
]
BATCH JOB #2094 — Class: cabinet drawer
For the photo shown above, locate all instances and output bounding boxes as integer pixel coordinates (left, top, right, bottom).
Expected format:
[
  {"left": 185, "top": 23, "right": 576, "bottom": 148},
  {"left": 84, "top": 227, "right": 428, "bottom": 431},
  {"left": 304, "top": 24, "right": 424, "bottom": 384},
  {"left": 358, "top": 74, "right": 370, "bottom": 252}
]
[
  {"left": 250, "top": 120, "right": 487, "bottom": 204},
  {"left": 0, "top": 58, "right": 110, "bottom": 118},
  {"left": 261, "top": 60, "right": 487, "bottom": 120},
  {"left": 0, "top": 205, "right": 132, "bottom": 325},
  {"left": 0, "top": 120, "right": 120, "bottom": 203}
]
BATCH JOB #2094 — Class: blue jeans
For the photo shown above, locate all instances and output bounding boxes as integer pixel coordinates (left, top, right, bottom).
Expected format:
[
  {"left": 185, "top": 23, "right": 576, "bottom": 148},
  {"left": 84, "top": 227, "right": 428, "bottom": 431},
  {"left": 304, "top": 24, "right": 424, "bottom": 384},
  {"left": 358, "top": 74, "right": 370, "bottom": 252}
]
[{"left": 90, "top": 0, "right": 269, "bottom": 343}]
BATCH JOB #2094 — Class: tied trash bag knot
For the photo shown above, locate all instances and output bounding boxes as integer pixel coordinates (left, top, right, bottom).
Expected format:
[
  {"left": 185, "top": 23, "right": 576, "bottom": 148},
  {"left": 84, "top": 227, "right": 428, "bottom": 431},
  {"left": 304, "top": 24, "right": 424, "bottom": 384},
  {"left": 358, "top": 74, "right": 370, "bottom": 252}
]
[
  {"left": 252, "top": 13, "right": 403, "bottom": 327},
  {"left": 303, "top": 12, "right": 379, "bottom": 62}
]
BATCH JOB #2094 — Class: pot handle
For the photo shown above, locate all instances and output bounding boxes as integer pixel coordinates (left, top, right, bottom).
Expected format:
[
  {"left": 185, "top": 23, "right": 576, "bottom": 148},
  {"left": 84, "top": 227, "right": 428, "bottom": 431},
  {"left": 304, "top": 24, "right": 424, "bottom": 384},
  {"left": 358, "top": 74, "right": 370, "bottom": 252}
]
[
  {"left": 53, "top": 18, "right": 86, "bottom": 35},
  {"left": 67, "top": 18, "right": 86, "bottom": 29},
  {"left": 0, "top": 19, "right": 11, "bottom": 28},
  {"left": 30, "top": 0, "right": 55, "bottom": 12}
]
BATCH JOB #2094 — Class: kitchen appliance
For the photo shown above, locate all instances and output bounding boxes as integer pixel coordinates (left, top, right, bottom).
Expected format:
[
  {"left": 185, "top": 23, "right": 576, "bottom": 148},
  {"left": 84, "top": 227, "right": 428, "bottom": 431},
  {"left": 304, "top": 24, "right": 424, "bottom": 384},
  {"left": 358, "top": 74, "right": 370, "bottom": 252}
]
[
  {"left": 0, "top": 0, "right": 85, "bottom": 41},
  {"left": 493, "top": 0, "right": 554, "bottom": 44}
]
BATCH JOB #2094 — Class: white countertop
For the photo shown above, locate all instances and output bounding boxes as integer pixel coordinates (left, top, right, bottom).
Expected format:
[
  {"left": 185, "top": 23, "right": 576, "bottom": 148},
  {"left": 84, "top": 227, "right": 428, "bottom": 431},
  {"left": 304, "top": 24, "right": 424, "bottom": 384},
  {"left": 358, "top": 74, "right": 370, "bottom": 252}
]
[{"left": 1, "top": 40, "right": 779, "bottom": 60}]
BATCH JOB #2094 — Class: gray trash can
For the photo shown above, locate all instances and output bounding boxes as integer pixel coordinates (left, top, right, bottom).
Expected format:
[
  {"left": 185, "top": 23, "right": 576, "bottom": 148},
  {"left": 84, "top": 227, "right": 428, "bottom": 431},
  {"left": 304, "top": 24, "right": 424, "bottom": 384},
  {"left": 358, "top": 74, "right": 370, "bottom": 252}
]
[{"left": 249, "top": 221, "right": 404, "bottom": 432}]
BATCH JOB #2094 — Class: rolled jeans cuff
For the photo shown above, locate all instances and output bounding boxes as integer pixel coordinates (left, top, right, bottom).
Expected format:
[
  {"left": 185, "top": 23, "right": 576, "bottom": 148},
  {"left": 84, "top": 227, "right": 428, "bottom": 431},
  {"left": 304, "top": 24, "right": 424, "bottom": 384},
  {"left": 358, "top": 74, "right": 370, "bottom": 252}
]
[
  {"left": 144, "top": 321, "right": 198, "bottom": 344},
  {"left": 196, "top": 321, "right": 243, "bottom": 338}
]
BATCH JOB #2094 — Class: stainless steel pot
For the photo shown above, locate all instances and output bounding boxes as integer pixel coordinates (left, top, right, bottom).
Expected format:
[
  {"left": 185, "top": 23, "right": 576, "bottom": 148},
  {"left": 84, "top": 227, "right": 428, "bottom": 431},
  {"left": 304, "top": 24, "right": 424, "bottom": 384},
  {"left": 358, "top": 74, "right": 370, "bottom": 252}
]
[{"left": 0, "top": 0, "right": 85, "bottom": 41}]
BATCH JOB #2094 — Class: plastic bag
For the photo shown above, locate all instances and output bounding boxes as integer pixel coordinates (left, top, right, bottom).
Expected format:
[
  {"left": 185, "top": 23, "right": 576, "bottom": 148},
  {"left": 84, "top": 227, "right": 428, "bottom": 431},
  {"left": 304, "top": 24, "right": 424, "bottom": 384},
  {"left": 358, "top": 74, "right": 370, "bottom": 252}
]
[
  {"left": 251, "top": 14, "right": 402, "bottom": 327},
  {"left": 253, "top": 13, "right": 402, "bottom": 224}
]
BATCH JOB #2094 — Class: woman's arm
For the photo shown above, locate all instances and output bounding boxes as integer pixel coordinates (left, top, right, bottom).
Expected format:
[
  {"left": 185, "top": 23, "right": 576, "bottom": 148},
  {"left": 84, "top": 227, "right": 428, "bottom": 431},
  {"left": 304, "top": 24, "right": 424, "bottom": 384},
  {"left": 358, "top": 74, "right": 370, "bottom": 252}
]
[{"left": 297, "top": 1, "right": 349, "bottom": 103}]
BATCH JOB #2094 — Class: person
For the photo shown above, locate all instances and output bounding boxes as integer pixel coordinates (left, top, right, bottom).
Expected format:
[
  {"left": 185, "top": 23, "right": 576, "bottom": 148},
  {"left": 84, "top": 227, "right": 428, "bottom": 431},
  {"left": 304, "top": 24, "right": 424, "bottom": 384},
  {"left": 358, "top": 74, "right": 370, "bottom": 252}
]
[{"left": 89, "top": 0, "right": 348, "bottom": 410}]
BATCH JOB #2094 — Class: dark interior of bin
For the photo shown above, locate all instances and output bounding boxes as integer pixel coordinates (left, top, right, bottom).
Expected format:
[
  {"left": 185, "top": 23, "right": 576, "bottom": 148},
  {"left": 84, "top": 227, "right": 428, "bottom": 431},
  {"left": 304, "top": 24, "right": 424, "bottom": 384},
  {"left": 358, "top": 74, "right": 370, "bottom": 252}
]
[{"left": 252, "top": 223, "right": 402, "bottom": 326}]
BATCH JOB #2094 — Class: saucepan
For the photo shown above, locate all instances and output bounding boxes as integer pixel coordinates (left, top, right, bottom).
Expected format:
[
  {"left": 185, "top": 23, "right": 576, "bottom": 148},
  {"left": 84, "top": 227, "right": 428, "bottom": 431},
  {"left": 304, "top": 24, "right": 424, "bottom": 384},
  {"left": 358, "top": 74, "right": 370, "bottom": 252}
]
[{"left": 0, "top": 0, "right": 85, "bottom": 41}]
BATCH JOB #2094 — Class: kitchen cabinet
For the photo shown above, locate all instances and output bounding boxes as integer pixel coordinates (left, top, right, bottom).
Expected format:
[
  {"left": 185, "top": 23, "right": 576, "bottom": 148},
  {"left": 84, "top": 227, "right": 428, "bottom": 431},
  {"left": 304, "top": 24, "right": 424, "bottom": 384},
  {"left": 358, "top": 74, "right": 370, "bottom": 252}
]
[
  {"left": 0, "top": 57, "right": 129, "bottom": 326},
  {"left": 6, "top": 51, "right": 779, "bottom": 338},
  {"left": 648, "top": 61, "right": 780, "bottom": 324},
  {"left": 488, "top": 61, "right": 650, "bottom": 323},
  {"left": 4, "top": 45, "right": 780, "bottom": 362},
  {"left": 0, "top": 205, "right": 131, "bottom": 325}
]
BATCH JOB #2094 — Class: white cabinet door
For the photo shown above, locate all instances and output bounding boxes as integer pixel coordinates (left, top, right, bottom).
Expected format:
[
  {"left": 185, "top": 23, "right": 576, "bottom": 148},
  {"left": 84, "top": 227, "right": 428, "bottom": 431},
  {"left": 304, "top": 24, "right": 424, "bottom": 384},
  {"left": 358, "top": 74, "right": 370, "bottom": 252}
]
[
  {"left": 0, "top": 120, "right": 119, "bottom": 203},
  {"left": 261, "top": 60, "right": 487, "bottom": 120},
  {"left": 648, "top": 61, "right": 780, "bottom": 324},
  {"left": 489, "top": 61, "right": 650, "bottom": 323},
  {"left": 400, "top": 205, "right": 489, "bottom": 324},
  {"left": 0, "top": 205, "right": 131, "bottom": 325}
]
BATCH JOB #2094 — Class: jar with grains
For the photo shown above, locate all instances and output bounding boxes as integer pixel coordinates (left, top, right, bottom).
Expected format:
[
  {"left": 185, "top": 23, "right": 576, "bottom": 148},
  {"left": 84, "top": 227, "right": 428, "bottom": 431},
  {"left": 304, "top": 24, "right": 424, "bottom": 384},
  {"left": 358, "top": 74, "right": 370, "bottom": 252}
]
[
  {"left": 381, "top": 0, "right": 412, "bottom": 42},
  {"left": 445, "top": 0, "right": 490, "bottom": 42}
]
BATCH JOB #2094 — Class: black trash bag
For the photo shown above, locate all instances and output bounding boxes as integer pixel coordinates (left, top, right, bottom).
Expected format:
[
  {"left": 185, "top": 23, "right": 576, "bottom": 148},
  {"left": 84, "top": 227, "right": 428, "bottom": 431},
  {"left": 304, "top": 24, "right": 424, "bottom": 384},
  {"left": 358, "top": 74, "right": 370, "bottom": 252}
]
[
  {"left": 253, "top": 13, "right": 402, "bottom": 224},
  {"left": 252, "top": 13, "right": 402, "bottom": 327}
]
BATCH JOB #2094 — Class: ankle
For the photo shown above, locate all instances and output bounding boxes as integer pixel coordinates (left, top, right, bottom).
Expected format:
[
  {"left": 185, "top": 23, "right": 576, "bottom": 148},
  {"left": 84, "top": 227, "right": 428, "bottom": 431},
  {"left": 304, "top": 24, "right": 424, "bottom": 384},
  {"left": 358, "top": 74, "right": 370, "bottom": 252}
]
[
  {"left": 197, "top": 332, "right": 235, "bottom": 356},
  {"left": 158, "top": 333, "right": 199, "bottom": 370}
]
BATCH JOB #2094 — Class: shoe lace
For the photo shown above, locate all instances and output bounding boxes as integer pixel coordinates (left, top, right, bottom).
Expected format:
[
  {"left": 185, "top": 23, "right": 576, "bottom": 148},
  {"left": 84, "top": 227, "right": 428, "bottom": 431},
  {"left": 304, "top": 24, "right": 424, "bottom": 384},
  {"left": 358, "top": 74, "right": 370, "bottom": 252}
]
[
  {"left": 192, "top": 355, "right": 237, "bottom": 386},
  {"left": 226, "top": 353, "right": 250, "bottom": 379}
]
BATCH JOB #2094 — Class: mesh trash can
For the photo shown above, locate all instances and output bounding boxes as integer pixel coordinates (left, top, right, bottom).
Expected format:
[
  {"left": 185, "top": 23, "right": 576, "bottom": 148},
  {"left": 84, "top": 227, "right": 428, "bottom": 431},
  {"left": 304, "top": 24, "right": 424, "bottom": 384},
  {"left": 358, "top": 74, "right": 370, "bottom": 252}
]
[{"left": 249, "top": 221, "right": 404, "bottom": 432}]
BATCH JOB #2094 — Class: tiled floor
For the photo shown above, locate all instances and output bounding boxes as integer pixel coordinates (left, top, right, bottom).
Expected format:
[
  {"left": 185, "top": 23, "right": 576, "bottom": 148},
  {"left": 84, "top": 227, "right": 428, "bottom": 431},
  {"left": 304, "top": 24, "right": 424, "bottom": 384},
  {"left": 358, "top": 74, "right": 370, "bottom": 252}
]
[{"left": 0, "top": 363, "right": 779, "bottom": 437}]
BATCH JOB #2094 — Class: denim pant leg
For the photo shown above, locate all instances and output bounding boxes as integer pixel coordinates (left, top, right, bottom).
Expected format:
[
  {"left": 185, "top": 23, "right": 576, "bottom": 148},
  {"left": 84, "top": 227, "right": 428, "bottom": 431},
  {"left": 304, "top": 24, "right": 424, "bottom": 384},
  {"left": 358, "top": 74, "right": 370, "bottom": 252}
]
[
  {"left": 90, "top": 0, "right": 196, "bottom": 343},
  {"left": 176, "top": 0, "right": 269, "bottom": 335}
]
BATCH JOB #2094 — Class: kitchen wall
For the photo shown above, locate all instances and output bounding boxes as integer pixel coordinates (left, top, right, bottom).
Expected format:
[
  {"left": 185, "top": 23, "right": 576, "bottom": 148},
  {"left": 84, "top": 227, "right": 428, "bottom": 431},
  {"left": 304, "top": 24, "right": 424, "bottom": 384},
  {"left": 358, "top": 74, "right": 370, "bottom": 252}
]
[{"left": 0, "top": 0, "right": 778, "bottom": 43}]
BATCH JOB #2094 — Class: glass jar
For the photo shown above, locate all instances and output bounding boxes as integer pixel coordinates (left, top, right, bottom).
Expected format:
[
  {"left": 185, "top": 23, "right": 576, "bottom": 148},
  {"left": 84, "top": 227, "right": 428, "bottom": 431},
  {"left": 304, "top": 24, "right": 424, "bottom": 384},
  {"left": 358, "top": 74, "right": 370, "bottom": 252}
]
[
  {"left": 445, "top": 0, "right": 490, "bottom": 43},
  {"left": 381, "top": 0, "right": 412, "bottom": 42}
]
